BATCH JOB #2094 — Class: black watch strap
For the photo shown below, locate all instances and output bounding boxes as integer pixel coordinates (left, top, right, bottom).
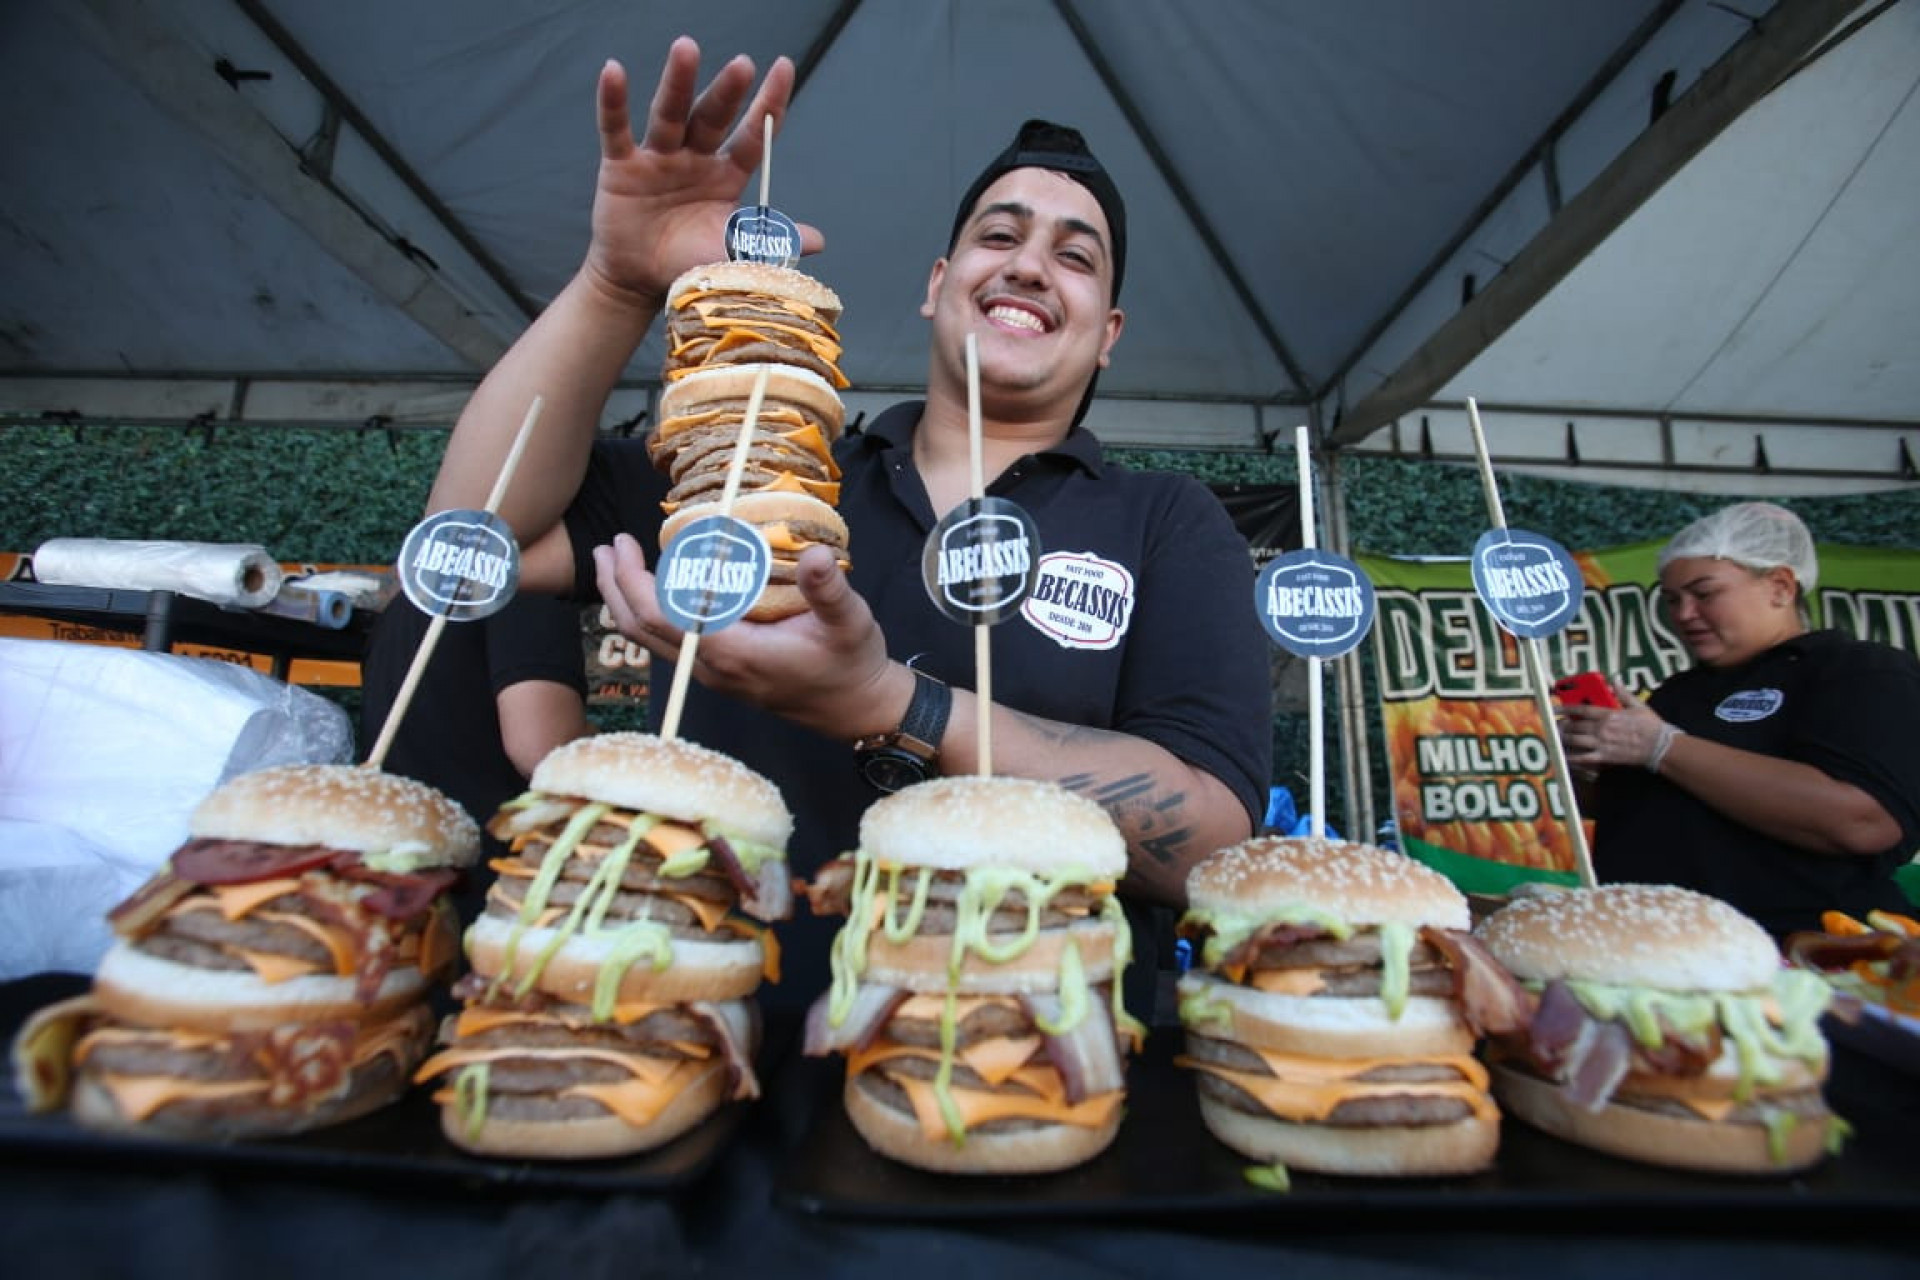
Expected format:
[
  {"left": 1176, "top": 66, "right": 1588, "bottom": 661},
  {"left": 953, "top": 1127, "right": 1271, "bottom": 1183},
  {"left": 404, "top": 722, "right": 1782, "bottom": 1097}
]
[{"left": 854, "top": 668, "right": 951, "bottom": 791}]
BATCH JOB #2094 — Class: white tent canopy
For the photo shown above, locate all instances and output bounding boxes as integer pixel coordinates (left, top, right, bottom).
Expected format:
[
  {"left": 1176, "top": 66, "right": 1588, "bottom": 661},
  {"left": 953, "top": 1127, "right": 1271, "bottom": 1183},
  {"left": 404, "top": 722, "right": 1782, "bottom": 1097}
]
[{"left": 2, "top": 0, "right": 1915, "bottom": 494}]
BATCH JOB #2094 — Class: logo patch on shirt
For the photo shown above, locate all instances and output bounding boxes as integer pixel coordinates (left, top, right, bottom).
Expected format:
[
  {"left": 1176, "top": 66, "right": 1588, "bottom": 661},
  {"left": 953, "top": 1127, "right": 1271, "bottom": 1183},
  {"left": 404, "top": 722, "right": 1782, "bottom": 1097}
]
[
  {"left": 1715, "top": 688, "right": 1784, "bottom": 723},
  {"left": 1021, "top": 551, "right": 1135, "bottom": 650}
]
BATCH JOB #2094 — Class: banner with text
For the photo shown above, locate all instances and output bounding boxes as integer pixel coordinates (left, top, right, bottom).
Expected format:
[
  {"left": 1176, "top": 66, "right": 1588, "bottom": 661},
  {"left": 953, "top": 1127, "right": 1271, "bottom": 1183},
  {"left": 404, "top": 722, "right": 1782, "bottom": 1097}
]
[{"left": 1359, "top": 541, "right": 1920, "bottom": 896}]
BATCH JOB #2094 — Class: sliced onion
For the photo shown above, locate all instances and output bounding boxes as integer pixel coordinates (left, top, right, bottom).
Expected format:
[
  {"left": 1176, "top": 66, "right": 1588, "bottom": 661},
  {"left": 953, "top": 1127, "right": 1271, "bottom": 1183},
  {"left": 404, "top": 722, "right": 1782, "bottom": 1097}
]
[
  {"left": 688, "top": 999, "right": 761, "bottom": 1101},
  {"left": 1025, "top": 990, "right": 1125, "bottom": 1103},
  {"left": 708, "top": 835, "right": 793, "bottom": 923},
  {"left": 802, "top": 983, "right": 904, "bottom": 1057},
  {"left": 485, "top": 798, "right": 577, "bottom": 841}
]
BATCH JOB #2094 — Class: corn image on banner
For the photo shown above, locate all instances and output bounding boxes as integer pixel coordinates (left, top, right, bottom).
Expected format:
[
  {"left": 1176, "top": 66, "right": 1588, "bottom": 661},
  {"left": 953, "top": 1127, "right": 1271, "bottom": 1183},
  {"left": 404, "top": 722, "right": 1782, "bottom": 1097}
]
[{"left": 1359, "top": 540, "right": 1920, "bottom": 896}]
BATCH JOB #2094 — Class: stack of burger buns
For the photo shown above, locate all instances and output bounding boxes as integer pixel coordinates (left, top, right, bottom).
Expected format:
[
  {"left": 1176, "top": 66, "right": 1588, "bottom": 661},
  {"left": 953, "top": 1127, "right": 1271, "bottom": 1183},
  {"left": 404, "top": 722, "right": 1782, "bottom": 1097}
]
[
  {"left": 413, "top": 733, "right": 793, "bottom": 1159},
  {"left": 12, "top": 764, "right": 477, "bottom": 1140},
  {"left": 1174, "top": 835, "right": 1530, "bottom": 1177},
  {"left": 800, "top": 775, "right": 1143, "bottom": 1175},
  {"left": 652, "top": 260, "right": 853, "bottom": 621}
]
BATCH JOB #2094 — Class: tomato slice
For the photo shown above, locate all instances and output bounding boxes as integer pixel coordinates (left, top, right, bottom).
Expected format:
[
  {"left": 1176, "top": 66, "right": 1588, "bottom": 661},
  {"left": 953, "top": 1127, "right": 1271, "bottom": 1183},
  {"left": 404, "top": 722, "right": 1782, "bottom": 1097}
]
[{"left": 171, "top": 837, "right": 337, "bottom": 885}]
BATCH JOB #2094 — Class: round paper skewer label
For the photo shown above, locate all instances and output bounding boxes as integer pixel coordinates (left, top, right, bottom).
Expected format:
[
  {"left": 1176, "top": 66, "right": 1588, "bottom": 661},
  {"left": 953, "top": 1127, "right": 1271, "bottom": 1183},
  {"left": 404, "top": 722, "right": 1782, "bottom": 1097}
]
[
  {"left": 397, "top": 509, "right": 519, "bottom": 621},
  {"left": 1470, "top": 527, "right": 1583, "bottom": 638},
  {"left": 657, "top": 513, "right": 772, "bottom": 632},
  {"left": 726, "top": 206, "right": 801, "bottom": 268},
  {"left": 1255, "top": 549, "right": 1377, "bottom": 658},
  {"left": 922, "top": 496, "right": 1040, "bottom": 625}
]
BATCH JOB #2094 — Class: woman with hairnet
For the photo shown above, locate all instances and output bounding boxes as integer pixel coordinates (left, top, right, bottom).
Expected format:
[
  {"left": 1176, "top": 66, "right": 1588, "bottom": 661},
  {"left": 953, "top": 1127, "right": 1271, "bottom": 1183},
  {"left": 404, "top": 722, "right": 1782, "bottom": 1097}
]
[{"left": 1557, "top": 501, "right": 1920, "bottom": 939}]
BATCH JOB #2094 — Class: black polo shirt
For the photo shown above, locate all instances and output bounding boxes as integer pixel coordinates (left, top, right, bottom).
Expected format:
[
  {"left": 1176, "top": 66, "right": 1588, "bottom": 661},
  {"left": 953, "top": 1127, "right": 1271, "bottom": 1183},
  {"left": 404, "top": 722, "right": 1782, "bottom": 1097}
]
[
  {"left": 1592, "top": 629, "right": 1920, "bottom": 939},
  {"left": 566, "top": 403, "right": 1274, "bottom": 999}
]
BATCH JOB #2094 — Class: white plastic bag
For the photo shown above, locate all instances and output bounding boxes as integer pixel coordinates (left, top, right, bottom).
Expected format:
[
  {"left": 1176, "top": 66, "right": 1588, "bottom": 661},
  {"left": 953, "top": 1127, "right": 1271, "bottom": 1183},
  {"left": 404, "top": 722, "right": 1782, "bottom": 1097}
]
[{"left": 0, "top": 638, "right": 353, "bottom": 976}]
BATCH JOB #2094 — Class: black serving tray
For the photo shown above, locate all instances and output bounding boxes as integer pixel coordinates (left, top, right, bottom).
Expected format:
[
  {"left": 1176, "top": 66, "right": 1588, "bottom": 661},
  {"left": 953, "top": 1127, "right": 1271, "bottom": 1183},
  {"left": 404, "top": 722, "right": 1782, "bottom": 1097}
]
[
  {"left": 774, "top": 1012, "right": 1920, "bottom": 1225},
  {"left": 0, "top": 972, "right": 750, "bottom": 1194}
]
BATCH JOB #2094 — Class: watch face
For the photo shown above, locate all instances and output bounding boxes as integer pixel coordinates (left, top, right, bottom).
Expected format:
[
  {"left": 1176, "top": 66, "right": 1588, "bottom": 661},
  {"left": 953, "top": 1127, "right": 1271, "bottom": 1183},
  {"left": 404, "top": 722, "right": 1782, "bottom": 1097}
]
[{"left": 859, "top": 748, "right": 928, "bottom": 794}]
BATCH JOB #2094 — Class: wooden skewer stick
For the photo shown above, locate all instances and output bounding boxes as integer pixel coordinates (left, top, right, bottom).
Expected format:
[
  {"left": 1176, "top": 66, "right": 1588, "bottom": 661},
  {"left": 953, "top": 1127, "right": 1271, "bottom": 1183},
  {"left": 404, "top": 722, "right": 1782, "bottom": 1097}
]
[
  {"left": 965, "top": 333, "right": 994, "bottom": 776},
  {"left": 658, "top": 367, "right": 771, "bottom": 740},
  {"left": 1296, "top": 424, "right": 1327, "bottom": 839},
  {"left": 1465, "top": 396, "right": 1597, "bottom": 888},
  {"left": 366, "top": 395, "right": 545, "bottom": 770}
]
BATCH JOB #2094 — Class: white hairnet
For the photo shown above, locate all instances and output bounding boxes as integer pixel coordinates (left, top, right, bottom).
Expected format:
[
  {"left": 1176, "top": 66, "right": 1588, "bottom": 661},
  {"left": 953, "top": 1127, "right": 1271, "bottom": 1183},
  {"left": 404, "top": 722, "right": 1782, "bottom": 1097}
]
[{"left": 1656, "top": 502, "right": 1819, "bottom": 594}]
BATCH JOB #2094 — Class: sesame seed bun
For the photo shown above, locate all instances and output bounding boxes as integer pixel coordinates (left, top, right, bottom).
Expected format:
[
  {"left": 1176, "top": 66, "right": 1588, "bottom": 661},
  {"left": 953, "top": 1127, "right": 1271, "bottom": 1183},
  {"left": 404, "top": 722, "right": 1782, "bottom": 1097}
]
[
  {"left": 188, "top": 764, "right": 480, "bottom": 869},
  {"left": 529, "top": 733, "right": 792, "bottom": 852},
  {"left": 1186, "top": 836, "right": 1469, "bottom": 931},
  {"left": 859, "top": 776, "right": 1127, "bottom": 879},
  {"left": 666, "top": 260, "right": 842, "bottom": 319},
  {"left": 656, "top": 362, "right": 845, "bottom": 440},
  {"left": 1475, "top": 883, "right": 1780, "bottom": 992}
]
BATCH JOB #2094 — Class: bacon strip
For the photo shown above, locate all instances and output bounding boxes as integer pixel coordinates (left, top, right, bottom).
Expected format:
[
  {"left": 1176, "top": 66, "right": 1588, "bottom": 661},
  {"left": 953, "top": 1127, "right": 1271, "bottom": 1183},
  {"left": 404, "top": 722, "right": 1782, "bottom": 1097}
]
[
  {"left": 708, "top": 835, "right": 793, "bottom": 923},
  {"left": 1422, "top": 926, "right": 1535, "bottom": 1036}
]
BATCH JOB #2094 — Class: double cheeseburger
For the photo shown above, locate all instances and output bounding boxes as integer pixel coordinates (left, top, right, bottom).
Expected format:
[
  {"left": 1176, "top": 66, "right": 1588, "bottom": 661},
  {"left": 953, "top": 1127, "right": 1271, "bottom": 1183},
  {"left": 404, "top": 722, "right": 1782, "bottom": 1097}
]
[
  {"left": 663, "top": 259, "right": 847, "bottom": 387},
  {"left": 1477, "top": 883, "right": 1840, "bottom": 1174},
  {"left": 659, "top": 488, "right": 851, "bottom": 625},
  {"left": 1175, "top": 836, "right": 1529, "bottom": 1177},
  {"left": 414, "top": 733, "right": 792, "bottom": 1159},
  {"left": 801, "top": 776, "right": 1142, "bottom": 1175},
  {"left": 12, "top": 764, "right": 477, "bottom": 1139}
]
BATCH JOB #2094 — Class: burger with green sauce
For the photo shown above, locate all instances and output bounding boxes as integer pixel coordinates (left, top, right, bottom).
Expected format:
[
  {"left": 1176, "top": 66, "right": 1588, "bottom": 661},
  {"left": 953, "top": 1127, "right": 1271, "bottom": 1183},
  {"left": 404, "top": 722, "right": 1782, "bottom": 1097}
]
[
  {"left": 413, "top": 733, "right": 792, "bottom": 1159},
  {"left": 1476, "top": 882, "right": 1841, "bottom": 1174},
  {"left": 800, "top": 775, "right": 1142, "bottom": 1175},
  {"left": 1174, "top": 836, "right": 1525, "bottom": 1177}
]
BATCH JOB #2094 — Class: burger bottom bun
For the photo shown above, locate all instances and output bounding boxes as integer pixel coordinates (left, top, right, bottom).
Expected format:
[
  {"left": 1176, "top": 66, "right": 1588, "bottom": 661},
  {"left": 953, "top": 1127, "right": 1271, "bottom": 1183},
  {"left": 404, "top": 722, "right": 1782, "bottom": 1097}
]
[
  {"left": 746, "top": 582, "right": 809, "bottom": 622},
  {"left": 862, "top": 922, "right": 1121, "bottom": 997},
  {"left": 69, "top": 1042, "right": 414, "bottom": 1141},
  {"left": 465, "top": 915, "right": 765, "bottom": 1005},
  {"left": 1490, "top": 1062, "right": 1830, "bottom": 1175},
  {"left": 1195, "top": 1091, "right": 1498, "bottom": 1177},
  {"left": 1178, "top": 973, "right": 1475, "bottom": 1059},
  {"left": 843, "top": 1074, "right": 1121, "bottom": 1175},
  {"left": 92, "top": 943, "right": 430, "bottom": 1033},
  {"left": 440, "top": 1059, "right": 731, "bottom": 1160}
]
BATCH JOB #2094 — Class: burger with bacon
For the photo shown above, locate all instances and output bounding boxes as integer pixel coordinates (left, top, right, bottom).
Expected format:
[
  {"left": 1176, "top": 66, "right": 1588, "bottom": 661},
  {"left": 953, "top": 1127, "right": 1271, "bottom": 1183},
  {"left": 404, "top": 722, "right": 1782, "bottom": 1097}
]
[
  {"left": 1174, "top": 836, "right": 1528, "bottom": 1177},
  {"left": 801, "top": 775, "right": 1141, "bottom": 1175},
  {"left": 1476, "top": 883, "right": 1840, "bottom": 1173},
  {"left": 11, "top": 764, "right": 477, "bottom": 1139},
  {"left": 414, "top": 732, "right": 791, "bottom": 1159}
]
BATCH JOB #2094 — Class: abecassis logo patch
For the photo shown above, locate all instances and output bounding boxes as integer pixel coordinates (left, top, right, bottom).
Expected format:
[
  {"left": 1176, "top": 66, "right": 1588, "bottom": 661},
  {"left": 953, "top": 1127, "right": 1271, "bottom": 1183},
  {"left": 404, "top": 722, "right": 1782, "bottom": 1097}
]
[
  {"left": 1715, "top": 688, "right": 1784, "bottom": 722},
  {"left": 1020, "top": 550, "right": 1134, "bottom": 650}
]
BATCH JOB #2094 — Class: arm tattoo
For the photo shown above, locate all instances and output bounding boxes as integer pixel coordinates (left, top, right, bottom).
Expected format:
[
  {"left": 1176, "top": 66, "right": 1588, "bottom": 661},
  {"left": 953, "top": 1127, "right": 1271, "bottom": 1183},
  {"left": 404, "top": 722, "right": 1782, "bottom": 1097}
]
[{"left": 1058, "top": 771, "right": 1198, "bottom": 869}]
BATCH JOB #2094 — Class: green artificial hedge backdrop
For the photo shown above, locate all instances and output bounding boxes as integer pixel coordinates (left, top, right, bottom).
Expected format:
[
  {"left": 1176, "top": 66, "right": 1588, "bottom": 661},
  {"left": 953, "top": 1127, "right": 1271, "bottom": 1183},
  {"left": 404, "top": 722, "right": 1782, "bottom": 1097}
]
[{"left": 6, "top": 421, "right": 1918, "bottom": 833}]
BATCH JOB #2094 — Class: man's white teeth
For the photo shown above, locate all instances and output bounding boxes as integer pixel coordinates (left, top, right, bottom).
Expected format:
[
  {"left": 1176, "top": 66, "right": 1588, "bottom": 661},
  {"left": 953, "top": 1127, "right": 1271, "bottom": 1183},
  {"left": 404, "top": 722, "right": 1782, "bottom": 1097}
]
[{"left": 987, "top": 305, "right": 1045, "bottom": 332}]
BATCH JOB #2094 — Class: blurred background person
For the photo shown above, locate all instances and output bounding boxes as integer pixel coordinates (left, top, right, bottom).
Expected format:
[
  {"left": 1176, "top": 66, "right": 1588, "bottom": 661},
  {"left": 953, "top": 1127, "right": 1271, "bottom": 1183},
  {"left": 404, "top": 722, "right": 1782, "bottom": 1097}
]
[
  {"left": 1558, "top": 501, "right": 1920, "bottom": 940},
  {"left": 361, "top": 590, "right": 595, "bottom": 921}
]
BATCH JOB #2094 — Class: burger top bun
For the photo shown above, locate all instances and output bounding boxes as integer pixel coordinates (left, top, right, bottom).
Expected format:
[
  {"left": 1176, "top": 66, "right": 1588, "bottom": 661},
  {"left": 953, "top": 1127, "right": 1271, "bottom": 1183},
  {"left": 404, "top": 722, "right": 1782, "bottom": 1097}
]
[
  {"left": 859, "top": 776, "right": 1125, "bottom": 878},
  {"left": 657, "top": 362, "right": 846, "bottom": 434},
  {"left": 531, "top": 732, "right": 792, "bottom": 851},
  {"left": 1186, "top": 835, "right": 1468, "bottom": 931},
  {"left": 667, "top": 260, "right": 842, "bottom": 319},
  {"left": 1477, "top": 883, "right": 1778, "bottom": 993},
  {"left": 190, "top": 764, "right": 480, "bottom": 868}
]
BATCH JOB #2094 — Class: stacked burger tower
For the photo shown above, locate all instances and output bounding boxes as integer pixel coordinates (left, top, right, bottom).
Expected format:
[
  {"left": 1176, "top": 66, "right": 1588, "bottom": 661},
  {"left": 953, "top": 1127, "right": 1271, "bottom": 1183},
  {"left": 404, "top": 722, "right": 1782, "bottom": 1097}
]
[
  {"left": 652, "top": 260, "right": 853, "bottom": 621},
  {"left": 414, "top": 733, "right": 793, "bottom": 1159},
  {"left": 800, "top": 776, "right": 1144, "bottom": 1175},
  {"left": 12, "top": 764, "right": 477, "bottom": 1140}
]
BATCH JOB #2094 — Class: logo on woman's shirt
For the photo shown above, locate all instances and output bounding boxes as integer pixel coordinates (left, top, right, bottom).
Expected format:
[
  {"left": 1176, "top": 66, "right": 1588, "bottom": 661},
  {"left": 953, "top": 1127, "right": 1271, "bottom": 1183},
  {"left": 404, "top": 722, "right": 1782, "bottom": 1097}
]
[{"left": 1716, "top": 688, "right": 1784, "bottom": 722}]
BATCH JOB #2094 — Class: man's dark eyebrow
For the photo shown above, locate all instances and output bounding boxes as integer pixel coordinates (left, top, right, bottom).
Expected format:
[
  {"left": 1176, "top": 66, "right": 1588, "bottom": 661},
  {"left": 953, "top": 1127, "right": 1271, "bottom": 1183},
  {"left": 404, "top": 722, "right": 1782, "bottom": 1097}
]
[{"left": 970, "top": 200, "right": 1109, "bottom": 256}]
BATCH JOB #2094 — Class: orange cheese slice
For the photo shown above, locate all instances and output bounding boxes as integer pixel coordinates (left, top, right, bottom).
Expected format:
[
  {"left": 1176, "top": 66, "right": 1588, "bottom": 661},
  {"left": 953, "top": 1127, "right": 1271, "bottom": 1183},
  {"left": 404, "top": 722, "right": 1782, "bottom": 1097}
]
[
  {"left": 958, "top": 1035, "right": 1042, "bottom": 1087},
  {"left": 95, "top": 1073, "right": 268, "bottom": 1122},
  {"left": 209, "top": 878, "right": 306, "bottom": 920},
  {"left": 887, "top": 1070, "right": 1122, "bottom": 1140},
  {"left": 1248, "top": 968, "right": 1329, "bottom": 997},
  {"left": 1178, "top": 1057, "right": 1498, "bottom": 1125},
  {"left": 645, "top": 821, "right": 706, "bottom": 860},
  {"left": 565, "top": 1058, "right": 707, "bottom": 1128},
  {"left": 412, "top": 1043, "right": 687, "bottom": 1087},
  {"left": 255, "top": 910, "right": 359, "bottom": 976},
  {"left": 232, "top": 947, "right": 327, "bottom": 985}
]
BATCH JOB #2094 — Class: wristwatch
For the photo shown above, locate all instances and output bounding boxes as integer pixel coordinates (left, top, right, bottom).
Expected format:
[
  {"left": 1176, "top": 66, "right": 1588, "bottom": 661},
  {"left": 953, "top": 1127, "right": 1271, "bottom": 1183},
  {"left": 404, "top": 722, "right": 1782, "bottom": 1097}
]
[{"left": 854, "top": 668, "right": 951, "bottom": 794}]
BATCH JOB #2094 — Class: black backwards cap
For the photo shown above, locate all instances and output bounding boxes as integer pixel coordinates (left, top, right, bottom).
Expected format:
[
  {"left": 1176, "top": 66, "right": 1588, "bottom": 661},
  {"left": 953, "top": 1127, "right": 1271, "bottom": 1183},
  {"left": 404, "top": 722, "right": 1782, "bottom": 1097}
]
[
  {"left": 948, "top": 119, "right": 1127, "bottom": 302},
  {"left": 947, "top": 119, "right": 1127, "bottom": 428}
]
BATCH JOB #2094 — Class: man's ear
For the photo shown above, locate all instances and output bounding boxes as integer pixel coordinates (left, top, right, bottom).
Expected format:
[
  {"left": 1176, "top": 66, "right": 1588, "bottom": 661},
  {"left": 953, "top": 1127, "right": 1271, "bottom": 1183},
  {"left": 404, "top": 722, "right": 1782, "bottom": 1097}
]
[{"left": 920, "top": 258, "right": 949, "bottom": 319}]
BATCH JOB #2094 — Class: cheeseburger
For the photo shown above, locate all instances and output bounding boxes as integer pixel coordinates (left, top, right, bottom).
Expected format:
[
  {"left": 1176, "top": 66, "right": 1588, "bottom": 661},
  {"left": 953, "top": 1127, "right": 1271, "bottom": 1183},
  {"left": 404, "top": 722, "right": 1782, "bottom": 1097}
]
[
  {"left": 659, "top": 490, "right": 851, "bottom": 624},
  {"left": 801, "top": 776, "right": 1141, "bottom": 1175},
  {"left": 414, "top": 733, "right": 792, "bottom": 1158},
  {"left": 12, "top": 764, "right": 477, "bottom": 1139},
  {"left": 1175, "top": 836, "right": 1528, "bottom": 1177},
  {"left": 651, "top": 363, "right": 844, "bottom": 512},
  {"left": 663, "top": 259, "right": 847, "bottom": 387},
  {"left": 1477, "top": 883, "right": 1840, "bottom": 1174}
]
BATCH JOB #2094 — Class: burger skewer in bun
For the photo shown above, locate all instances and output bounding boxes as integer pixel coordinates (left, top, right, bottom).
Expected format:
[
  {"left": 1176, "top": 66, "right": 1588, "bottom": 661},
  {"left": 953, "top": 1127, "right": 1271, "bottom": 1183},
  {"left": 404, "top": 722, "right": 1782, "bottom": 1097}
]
[
  {"left": 12, "top": 765, "right": 479, "bottom": 1141},
  {"left": 800, "top": 776, "right": 1143, "bottom": 1176},
  {"left": 659, "top": 489, "right": 851, "bottom": 625},
  {"left": 1476, "top": 883, "right": 1841, "bottom": 1175},
  {"left": 1175, "top": 836, "right": 1530, "bottom": 1178},
  {"left": 413, "top": 733, "right": 793, "bottom": 1160}
]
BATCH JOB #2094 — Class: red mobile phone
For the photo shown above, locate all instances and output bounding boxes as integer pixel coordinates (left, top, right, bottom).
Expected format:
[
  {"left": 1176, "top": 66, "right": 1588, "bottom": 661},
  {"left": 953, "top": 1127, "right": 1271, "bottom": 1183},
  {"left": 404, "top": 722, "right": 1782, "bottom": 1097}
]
[{"left": 1552, "top": 672, "right": 1620, "bottom": 709}]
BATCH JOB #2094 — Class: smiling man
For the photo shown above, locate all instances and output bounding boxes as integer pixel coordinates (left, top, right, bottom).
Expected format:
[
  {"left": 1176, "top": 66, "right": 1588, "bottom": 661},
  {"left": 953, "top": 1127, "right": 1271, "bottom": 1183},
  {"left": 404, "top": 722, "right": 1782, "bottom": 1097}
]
[{"left": 427, "top": 41, "right": 1273, "bottom": 1005}]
